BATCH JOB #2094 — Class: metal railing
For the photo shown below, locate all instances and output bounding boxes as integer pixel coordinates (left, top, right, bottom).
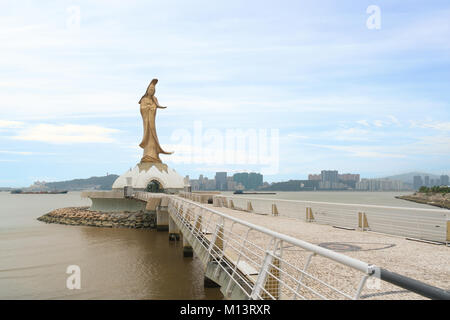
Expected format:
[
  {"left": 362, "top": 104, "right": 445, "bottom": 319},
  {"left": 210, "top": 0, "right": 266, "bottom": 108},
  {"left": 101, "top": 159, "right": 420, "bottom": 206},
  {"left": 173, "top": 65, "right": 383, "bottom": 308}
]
[
  {"left": 168, "top": 196, "right": 376, "bottom": 300},
  {"left": 133, "top": 191, "right": 450, "bottom": 300},
  {"left": 208, "top": 194, "right": 449, "bottom": 243}
]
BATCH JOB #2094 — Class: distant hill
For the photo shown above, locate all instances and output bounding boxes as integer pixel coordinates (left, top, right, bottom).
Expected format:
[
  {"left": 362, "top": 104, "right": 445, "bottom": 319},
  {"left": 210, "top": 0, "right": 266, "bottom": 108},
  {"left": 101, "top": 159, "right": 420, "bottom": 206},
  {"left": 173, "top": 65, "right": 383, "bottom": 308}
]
[
  {"left": 44, "top": 174, "right": 119, "bottom": 191},
  {"left": 382, "top": 172, "right": 441, "bottom": 184},
  {"left": 260, "top": 180, "right": 315, "bottom": 191}
]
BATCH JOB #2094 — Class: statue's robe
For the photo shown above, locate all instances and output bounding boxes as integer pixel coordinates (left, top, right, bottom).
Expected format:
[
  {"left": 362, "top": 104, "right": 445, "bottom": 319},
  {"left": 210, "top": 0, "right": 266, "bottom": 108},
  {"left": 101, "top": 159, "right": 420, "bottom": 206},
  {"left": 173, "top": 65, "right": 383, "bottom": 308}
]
[{"left": 139, "top": 96, "right": 171, "bottom": 163}]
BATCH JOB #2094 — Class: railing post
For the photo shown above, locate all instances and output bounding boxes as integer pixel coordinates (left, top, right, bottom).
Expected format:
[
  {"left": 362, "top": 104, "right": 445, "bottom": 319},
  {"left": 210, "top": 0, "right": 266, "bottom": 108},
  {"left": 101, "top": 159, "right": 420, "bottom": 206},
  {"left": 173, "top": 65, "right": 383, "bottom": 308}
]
[
  {"left": 261, "top": 256, "right": 280, "bottom": 300},
  {"left": 358, "top": 212, "right": 369, "bottom": 231},
  {"left": 306, "top": 207, "right": 314, "bottom": 222},
  {"left": 209, "top": 224, "right": 224, "bottom": 255},
  {"left": 247, "top": 201, "right": 253, "bottom": 212},
  {"left": 272, "top": 204, "right": 279, "bottom": 216},
  {"left": 195, "top": 214, "right": 203, "bottom": 235},
  {"left": 252, "top": 250, "right": 280, "bottom": 300}
]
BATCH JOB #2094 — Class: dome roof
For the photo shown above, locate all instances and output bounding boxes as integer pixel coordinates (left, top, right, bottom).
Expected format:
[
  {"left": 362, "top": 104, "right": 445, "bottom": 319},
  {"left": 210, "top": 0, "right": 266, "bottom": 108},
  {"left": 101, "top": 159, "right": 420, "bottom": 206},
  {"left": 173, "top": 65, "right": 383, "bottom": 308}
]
[{"left": 112, "top": 162, "right": 185, "bottom": 190}]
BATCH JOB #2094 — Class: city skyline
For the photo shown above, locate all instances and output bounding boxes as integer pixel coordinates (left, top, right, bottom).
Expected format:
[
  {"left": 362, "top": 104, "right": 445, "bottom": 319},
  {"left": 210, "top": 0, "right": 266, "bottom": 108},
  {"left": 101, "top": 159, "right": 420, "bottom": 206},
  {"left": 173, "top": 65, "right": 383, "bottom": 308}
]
[
  {"left": 1, "top": 1, "right": 450, "bottom": 187},
  {"left": 187, "top": 169, "right": 450, "bottom": 192},
  {"left": 2, "top": 168, "right": 450, "bottom": 189}
]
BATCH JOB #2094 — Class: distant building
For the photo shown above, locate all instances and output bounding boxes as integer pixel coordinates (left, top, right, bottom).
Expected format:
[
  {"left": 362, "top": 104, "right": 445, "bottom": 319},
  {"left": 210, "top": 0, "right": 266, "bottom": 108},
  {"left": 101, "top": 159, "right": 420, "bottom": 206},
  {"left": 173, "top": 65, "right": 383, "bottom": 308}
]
[
  {"left": 321, "top": 170, "right": 339, "bottom": 184},
  {"left": 338, "top": 173, "right": 360, "bottom": 189},
  {"left": 189, "top": 175, "right": 216, "bottom": 191},
  {"left": 440, "top": 175, "right": 449, "bottom": 186},
  {"left": 339, "top": 173, "right": 360, "bottom": 182},
  {"left": 233, "top": 172, "right": 263, "bottom": 190},
  {"left": 308, "top": 174, "right": 321, "bottom": 181},
  {"left": 413, "top": 176, "right": 423, "bottom": 190},
  {"left": 215, "top": 172, "right": 227, "bottom": 190},
  {"left": 424, "top": 176, "right": 430, "bottom": 187},
  {"left": 308, "top": 170, "right": 360, "bottom": 190},
  {"left": 356, "top": 179, "right": 404, "bottom": 191}
]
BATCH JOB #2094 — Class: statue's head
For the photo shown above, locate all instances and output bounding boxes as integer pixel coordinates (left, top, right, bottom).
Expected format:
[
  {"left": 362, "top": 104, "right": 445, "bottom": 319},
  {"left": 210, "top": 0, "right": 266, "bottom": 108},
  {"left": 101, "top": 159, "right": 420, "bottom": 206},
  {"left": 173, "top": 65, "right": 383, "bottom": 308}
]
[
  {"left": 147, "top": 78, "right": 158, "bottom": 96},
  {"left": 139, "top": 78, "right": 158, "bottom": 103}
]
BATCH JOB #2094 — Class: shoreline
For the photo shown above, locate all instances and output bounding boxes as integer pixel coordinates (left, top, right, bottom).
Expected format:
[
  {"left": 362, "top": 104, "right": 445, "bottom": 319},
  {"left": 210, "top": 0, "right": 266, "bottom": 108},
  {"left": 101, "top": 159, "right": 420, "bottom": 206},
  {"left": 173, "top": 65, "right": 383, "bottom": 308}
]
[
  {"left": 396, "top": 194, "right": 450, "bottom": 210},
  {"left": 37, "top": 207, "right": 156, "bottom": 229}
]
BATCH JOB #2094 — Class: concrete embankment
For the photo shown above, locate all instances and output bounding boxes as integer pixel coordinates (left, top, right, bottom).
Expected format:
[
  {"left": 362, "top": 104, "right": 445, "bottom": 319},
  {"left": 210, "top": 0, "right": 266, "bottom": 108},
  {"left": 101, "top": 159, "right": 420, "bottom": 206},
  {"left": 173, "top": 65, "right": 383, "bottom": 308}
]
[
  {"left": 37, "top": 207, "right": 156, "bottom": 228},
  {"left": 396, "top": 193, "right": 450, "bottom": 210}
]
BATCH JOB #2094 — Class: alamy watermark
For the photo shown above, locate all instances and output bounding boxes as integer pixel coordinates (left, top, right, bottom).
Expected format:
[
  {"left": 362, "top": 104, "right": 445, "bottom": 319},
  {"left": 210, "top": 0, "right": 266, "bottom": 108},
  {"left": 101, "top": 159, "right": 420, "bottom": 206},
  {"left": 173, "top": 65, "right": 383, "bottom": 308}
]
[
  {"left": 66, "top": 265, "right": 81, "bottom": 290},
  {"left": 66, "top": 5, "right": 81, "bottom": 31},
  {"left": 169, "top": 121, "right": 279, "bottom": 175},
  {"left": 366, "top": 5, "right": 381, "bottom": 30}
]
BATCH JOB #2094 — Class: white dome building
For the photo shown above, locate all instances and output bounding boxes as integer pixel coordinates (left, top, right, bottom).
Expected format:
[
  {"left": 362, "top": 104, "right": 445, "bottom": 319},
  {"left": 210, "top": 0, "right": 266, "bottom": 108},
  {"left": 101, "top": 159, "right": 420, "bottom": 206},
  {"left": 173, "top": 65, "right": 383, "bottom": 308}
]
[{"left": 112, "top": 162, "right": 185, "bottom": 193}]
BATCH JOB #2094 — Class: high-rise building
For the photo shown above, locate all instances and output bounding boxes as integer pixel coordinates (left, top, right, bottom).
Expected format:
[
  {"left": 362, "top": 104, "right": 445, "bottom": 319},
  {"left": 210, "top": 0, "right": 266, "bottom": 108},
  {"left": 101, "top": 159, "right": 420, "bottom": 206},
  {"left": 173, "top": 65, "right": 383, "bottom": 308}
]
[
  {"left": 440, "top": 175, "right": 449, "bottom": 186},
  {"left": 413, "top": 176, "right": 423, "bottom": 190},
  {"left": 233, "top": 173, "right": 247, "bottom": 189},
  {"left": 356, "top": 179, "right": 404, "bottom": 191},
  {"left": 339, "top": 174, "right": 360, "bottom": 183},
  {"left": 215, "top": 172, "right": 227, "bottom": 190},
  {"left": 321, "top": 170, "right": 339, "bottom": 184},
  {"left": 308, "top": 170, "right": 360, "bottom": 189},
  {"left": 424, "top": 176, "right": 430, "bottom": 187},
  {"left": 232, "top": 172, "right": 263, "bottom": 190},
  {"left": 248, "top": 172, "right": 263, "bottom": 190}
]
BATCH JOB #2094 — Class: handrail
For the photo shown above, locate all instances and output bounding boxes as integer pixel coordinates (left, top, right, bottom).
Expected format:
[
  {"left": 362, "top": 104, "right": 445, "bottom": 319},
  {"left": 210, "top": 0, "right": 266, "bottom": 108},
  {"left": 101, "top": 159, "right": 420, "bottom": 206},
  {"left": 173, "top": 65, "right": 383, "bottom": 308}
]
[{"left": 379, "top": 268, "right": 450, "bottom": 300}]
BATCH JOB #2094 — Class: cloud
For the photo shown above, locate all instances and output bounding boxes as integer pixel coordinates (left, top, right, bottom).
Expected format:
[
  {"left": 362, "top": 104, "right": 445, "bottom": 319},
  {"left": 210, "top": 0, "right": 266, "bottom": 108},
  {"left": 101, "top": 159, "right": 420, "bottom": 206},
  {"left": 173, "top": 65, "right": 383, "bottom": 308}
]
[
  {"left": 285, "top": 133, "right": 309, "bottom": 140},
  {"left": 0, "top": 150, "right": 32, "bottom": 155},
  {"left": 373, "top": 120, "right": 385, "bottom": 127},
  {"left": 306, "top": 144, "right": 406, "bottom": 159},
  {"left": 356, "top": 120, "right": 369, "bottom": 127},
  {"left": 401, "top": 135, "right": 450, "bottom": 155},
  {"left": 11, "top": 124, "right": 119, "bottom": 144},
  {"left": 0, "top": 120, "right": 24, "bottom": 128},
  {"left": 387, "top": 115, "right": 400, "bottom": 126},
  {"left": 410, "top": 120, "right": 450, "bottom": 132},
  {"left": 325, "top": 128, "right": 371, "bottom": 141}
]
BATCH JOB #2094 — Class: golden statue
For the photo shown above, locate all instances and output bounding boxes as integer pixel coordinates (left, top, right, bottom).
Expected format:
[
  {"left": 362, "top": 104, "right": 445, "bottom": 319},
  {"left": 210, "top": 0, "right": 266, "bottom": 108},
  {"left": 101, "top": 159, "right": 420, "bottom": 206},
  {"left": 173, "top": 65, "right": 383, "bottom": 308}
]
[{"left": 139, "top": 79, "right": 172, "bottom": 163}]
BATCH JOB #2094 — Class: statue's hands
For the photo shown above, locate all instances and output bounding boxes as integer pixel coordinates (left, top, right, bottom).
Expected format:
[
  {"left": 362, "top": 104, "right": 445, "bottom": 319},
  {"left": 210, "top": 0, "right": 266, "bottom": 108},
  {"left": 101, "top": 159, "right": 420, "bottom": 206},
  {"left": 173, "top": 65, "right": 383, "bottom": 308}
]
[{"left": 157, "top": 106, "right": 167, "bottom": 109}]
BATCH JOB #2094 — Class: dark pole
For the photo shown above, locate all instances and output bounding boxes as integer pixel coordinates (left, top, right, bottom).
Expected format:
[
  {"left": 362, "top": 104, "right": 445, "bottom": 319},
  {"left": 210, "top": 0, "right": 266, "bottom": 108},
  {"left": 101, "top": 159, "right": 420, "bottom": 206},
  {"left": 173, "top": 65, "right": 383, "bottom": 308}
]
[{"left": 380, "top": 268, "right": 450, "bottom": 300}]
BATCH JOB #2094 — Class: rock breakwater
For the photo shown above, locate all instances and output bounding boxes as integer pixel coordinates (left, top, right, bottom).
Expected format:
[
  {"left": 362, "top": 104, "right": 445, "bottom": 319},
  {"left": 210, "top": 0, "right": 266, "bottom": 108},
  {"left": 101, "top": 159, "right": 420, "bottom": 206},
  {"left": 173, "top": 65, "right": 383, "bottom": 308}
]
[
  {"left": 396, "top": 193, "right": 450, "bottom": 210},
  {"left": 37, "top": 207, "right": 156, "bottom": 229}
]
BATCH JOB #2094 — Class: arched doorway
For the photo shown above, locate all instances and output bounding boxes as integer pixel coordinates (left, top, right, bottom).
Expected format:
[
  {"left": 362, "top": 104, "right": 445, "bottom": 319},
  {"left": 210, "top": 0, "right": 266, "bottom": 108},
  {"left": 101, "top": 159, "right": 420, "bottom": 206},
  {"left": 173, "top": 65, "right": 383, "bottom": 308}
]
[{"left": 146, "top": 179, "right": 164, "bottom": 193}]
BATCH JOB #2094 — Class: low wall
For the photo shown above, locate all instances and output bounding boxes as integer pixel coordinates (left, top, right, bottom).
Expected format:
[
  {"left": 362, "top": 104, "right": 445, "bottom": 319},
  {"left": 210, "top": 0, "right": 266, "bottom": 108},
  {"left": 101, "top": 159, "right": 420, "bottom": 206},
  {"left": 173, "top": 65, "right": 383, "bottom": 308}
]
[
  {"left": 82, "top": 190, "right": 146, "bottom": 212},
  {"left": 89, "top": 197, "right": 146, "bottom": 212}
]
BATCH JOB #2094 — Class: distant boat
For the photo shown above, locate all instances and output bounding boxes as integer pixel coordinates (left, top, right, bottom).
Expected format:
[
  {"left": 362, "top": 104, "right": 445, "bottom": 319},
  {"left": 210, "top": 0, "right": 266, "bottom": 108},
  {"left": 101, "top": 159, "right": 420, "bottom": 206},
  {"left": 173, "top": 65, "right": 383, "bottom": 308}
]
[
  {"left": 10, "top": 190, "right": 68, "bottom": 194},
  {"left": 233, "top": 190, "right": 276, "bottom": 195}
]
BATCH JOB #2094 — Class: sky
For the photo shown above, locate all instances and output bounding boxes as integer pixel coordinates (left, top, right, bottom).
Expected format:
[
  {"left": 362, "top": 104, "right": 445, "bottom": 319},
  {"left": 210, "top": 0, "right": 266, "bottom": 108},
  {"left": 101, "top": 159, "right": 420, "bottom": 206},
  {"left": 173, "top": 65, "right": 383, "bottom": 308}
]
[{"left": 1, "top": 0, "right": 449, "bottom": 187}]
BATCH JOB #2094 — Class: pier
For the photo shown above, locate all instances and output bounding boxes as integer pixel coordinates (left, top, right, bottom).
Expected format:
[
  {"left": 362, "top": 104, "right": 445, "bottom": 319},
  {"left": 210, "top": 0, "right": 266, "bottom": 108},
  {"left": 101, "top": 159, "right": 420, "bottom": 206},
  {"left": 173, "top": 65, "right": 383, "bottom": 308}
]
[{"left": 129, "top": 191, "right": 450, "bottom": 300}]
